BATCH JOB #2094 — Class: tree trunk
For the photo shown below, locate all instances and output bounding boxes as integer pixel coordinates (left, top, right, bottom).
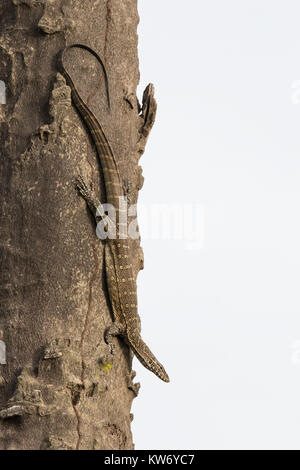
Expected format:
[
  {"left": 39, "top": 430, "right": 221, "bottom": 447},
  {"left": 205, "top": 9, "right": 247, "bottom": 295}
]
[{"left": 0, "top": 0, "right": 153, "bottom": 450}]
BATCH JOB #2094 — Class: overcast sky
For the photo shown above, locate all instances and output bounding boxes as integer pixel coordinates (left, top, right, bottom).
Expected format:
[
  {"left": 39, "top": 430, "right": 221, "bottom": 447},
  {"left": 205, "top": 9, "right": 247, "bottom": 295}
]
[{"left": 132, "top": 1, "right": 300, "bottom": 450}]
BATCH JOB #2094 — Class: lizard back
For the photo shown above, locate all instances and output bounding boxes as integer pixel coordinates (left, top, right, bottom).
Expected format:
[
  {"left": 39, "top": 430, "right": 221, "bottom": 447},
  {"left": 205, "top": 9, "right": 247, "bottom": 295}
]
[{"left": 61, "top": 45, "right": 169, "bottom": 383}]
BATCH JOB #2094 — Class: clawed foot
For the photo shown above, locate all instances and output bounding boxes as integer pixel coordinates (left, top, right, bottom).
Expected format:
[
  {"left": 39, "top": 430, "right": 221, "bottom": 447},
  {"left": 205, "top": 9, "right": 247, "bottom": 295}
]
[
  {"left": 104, "top": 329, "right": 117, "bottom": 355},
  {"left": 75, "top": 175, "right": 102, "bottom": 220},
  {"left": 75, "top": 175, "right": 92, "bottom": 200},
  {"left": 105, "top": 336, "right": 115, "bottom": 356},
  {"left": 104, "top": 322, "right": 125, "bottom": 355}
]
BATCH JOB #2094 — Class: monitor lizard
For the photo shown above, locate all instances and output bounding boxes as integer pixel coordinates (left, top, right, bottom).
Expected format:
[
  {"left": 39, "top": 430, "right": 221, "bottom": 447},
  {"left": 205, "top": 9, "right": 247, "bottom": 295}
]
[{"left": 60, "top": 44, "right": 169, "bottom": 382}]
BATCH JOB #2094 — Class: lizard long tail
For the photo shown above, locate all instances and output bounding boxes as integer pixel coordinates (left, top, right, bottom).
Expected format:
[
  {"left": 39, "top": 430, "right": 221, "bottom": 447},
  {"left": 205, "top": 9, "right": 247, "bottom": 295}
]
[
  {"left": 59, "top": 44, "right": 110, "bottom": 108},
  {"left": 59, "top": 44, "right": 122, "bottom": 206}
]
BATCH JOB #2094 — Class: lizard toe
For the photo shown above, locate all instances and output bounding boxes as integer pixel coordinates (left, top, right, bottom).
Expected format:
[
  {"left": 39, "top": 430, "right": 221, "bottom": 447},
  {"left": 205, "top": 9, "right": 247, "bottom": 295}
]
[{"left": 75, "top": 175, "right": 90, "bottom": 197}]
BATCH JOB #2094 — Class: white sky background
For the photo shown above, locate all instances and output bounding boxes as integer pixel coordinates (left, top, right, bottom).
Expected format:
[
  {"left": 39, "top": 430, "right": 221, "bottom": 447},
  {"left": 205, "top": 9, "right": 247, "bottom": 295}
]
[{"left": 132, "top": 0, "right": 300, "bottom": 450}]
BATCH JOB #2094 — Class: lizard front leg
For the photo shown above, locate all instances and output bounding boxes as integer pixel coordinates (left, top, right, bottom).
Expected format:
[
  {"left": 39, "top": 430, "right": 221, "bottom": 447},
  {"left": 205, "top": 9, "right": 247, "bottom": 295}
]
[
  {"left": 76, "top": 175, "right": 116, "bottom": 237},
  {"left": 76, "top": 175, "right": 103, "bottom": 221}
]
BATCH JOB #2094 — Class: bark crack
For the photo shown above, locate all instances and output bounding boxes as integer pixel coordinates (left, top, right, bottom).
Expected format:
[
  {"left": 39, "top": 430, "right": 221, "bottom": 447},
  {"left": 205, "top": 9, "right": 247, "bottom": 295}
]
[
  {"left": 72, "top": 399, "right": 83, "bottom": 450},
  {"left": 104, "top": 0, "right": 112, "bottom": 62},
  {"left": 72, "top": 240, "right": 99, "bottom": 450},
  {"left": 80, "top": 242, "right": 99, "bottom": 386}
]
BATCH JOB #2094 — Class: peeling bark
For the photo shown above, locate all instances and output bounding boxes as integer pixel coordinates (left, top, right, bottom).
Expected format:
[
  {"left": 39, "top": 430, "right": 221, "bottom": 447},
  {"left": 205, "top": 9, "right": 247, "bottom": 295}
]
[{"left": 0, "top": 0, "right": 153, "bottom": 450}]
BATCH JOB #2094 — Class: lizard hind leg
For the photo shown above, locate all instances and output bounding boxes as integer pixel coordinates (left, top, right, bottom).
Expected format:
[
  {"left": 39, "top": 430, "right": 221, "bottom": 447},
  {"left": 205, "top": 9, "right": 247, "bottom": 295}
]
[{"left": 104, "top": 322, "right": 126, "bottom": 355}]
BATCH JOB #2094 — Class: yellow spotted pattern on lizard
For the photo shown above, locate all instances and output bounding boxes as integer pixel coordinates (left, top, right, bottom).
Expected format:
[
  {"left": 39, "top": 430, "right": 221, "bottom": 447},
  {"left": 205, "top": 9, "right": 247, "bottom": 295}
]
[{"left": 60, "top": 44, "right": 169, "bottom": 382}]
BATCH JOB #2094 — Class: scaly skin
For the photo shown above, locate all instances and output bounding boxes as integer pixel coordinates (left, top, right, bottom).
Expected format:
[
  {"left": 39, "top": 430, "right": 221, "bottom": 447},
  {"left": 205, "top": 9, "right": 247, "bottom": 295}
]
[{"left": 60, "top": 45, "right": 169, "bottom": 382}]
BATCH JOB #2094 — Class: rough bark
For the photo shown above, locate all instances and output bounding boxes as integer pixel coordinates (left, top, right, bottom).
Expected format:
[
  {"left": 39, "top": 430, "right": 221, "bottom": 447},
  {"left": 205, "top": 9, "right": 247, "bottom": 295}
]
[{"left": 0, "top": 0, "right": 151, "bottom": 450}]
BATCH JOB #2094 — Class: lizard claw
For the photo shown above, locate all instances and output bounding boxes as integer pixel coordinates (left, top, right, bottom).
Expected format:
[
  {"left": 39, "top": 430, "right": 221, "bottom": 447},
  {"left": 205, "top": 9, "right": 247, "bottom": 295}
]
[
  {"left": 104, "top": 327, "right": 114, "bottom": 355},
  {"left": 104, "top": 323, "right": 125, "bottom": 355},
  {"left": 105, "top": 336, "right": 115, "bottom": 356},
  {"left": 75, "top": 175, "right": 91, "bottom": 199}
]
